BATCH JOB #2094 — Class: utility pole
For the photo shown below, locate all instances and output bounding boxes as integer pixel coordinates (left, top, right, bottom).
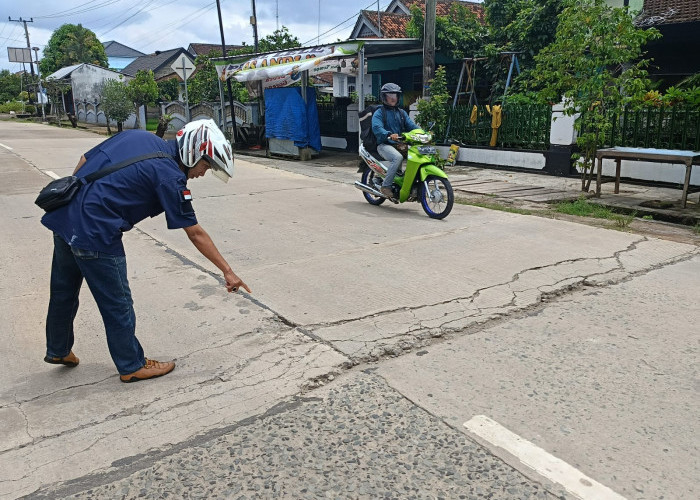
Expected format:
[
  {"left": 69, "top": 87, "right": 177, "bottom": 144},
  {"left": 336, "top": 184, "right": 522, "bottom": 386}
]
[
  {"left": 422, "top": 0, "right": 436, "bottom": 97},
  {"left": 250, "top": 0, "right": 259, "bottom": 53},
  {"left": 8, "top": 17, "right": 35, "bottom": 78},
  {"left": 215, "top": 0, "right": 239, "bottom": 147},
  {"left": 32, "top": 46, "right": 45, "bottom": 122}
]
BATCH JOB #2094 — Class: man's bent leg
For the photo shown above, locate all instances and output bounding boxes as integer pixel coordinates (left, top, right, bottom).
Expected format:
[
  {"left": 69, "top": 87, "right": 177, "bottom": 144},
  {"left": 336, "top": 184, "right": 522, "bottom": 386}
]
[
  {"left": 73, "top": 249, "right": 145, "bottom": 375},
  {"left": 46, "top": 234, "right": 83, "bottom": 360},
  {"left": 377, "top": 144, "right": 404, "bottom": 188}
]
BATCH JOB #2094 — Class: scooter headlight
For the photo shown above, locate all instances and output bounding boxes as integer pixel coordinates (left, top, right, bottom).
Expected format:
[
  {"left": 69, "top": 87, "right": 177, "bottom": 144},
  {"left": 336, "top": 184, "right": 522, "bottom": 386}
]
[
  {"left": 412, "top": 133, "right": 432, "bottom": 143},
  {"left": 417, "top": 146, "right": 437, "bottom": 155}
]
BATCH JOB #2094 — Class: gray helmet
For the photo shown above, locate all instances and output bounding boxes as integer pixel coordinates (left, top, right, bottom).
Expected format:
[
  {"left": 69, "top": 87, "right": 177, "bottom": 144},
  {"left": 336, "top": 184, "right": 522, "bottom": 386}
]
[{"left": 380, "top": 83, "right": 402, "bottom": 107}]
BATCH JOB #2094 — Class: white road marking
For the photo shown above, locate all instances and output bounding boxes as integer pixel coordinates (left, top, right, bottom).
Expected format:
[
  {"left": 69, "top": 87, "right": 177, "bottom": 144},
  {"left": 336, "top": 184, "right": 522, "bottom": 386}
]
[
  {"left": 45, "top": 171, "right": 61, "bottom": 180},
  {"left": 464, "top": 415, "right": 626, "bottom": 500},
  {"left": 0, "top": 143, "right": 13, "bottom": 150}
]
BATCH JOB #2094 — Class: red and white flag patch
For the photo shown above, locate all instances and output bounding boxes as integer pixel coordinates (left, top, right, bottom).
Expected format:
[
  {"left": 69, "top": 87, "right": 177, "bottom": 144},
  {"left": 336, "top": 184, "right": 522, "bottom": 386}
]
[{"left": 182, "top": 189, "right": 192, "bottom": 201}]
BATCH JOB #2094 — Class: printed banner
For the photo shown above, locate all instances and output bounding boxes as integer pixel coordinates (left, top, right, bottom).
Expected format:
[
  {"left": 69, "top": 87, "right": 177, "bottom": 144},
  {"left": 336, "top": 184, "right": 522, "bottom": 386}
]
[{"left": 214, "top": 42, "right": 363, "bottom": 84}]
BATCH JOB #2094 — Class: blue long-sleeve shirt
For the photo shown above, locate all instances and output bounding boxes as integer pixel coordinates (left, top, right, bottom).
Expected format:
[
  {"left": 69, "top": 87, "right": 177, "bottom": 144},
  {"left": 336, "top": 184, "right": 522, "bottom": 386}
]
[{"left": 371, "top": 105, "right": 419, "bottom": 145}]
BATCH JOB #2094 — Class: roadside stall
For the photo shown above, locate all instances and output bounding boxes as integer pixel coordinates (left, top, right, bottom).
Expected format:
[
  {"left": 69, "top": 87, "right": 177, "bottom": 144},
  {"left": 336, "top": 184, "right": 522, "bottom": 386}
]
[
  {"left": 214, "top": 39, "right": 422, "bottom": 156},
  {"left": 214, "top": 42, "right": 363, "bottom": 158}
]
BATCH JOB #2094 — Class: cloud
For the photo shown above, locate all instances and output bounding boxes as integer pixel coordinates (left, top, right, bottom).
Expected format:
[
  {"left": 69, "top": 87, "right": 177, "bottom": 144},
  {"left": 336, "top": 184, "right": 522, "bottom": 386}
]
[{"left": 1, "top": 0, "right": 382, "bottom": 71}]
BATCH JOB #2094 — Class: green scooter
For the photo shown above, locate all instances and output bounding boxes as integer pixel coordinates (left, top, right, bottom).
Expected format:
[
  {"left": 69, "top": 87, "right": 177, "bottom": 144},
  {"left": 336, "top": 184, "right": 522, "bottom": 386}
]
[{"left": 355, "top": 128, "right": 454, "bottom": 219}]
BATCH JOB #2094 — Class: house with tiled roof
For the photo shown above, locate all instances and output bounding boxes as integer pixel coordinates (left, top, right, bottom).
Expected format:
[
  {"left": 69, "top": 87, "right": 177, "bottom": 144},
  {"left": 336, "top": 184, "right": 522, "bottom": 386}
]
[
  {"left": 345, "top": 0, "right": 484, "bottom": 104},
  {"left": 350, "top": 0, "right": 484, "bottom": 38},
  {"left": 634, "top": 0, "right": 700, "bottom": 85},
  {"left": 121, "top": 48, "right": 195, "bottom": 82},
  {"left": 102, "top": 41, "right": 144, "bottom": 71},
  {"left": 187, "top": 43, "right": 246, "bottom": 58}
]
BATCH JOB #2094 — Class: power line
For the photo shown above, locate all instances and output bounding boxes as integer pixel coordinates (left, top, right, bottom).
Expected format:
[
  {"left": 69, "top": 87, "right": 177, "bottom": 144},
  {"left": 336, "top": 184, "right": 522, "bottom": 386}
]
[
  {"left": 33, "top": 0, "right": 123, "bottom": 20},
  {"left": 134, "top": 0, "right": 217, "bottom": 51},
  {"left": 98, "top": 0, "right": 158, "bottom": 37},
  {"left": 301, "top": 0, "right": 390, "bottom": 46}
]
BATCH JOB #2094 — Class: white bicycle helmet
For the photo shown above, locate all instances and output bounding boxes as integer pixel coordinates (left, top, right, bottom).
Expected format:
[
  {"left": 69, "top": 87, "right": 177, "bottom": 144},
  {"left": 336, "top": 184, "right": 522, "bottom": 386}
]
[{"left": 176, "top": 119, "right": 234, "bottom": 183}]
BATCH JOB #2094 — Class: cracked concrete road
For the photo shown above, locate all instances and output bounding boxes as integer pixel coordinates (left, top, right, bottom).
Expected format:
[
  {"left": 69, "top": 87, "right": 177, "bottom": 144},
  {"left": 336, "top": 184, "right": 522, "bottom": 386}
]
[{"left": 1, "top": 121, "right": 698, "bottom": 499}]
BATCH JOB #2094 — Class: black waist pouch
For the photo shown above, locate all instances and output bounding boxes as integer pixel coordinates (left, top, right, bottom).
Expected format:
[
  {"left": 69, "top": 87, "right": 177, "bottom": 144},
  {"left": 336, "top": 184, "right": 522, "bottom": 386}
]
[{"left": 35, "top": 176, "right": 84, "bottom": 212}]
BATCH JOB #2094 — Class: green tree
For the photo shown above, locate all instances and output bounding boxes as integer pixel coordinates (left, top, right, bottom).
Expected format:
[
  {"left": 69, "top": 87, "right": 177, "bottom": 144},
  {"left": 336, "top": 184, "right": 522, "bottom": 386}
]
[
  {"left": 40, "top": 24, "right": 108, "bottom": 75},
  {"left": 157, "top": 78, "right": 180, "bottom": 102},
  {"left": 189, "top": 51, "right": 223, "bottom": 104},
  {"left": 406, "top": 4, "right": 486, "bottom": 61},
  {"left": 0, "top": 70, "right": 22, "bottom": 103},
  {"left": 42, "top": 77, "right": 71, "bottom": 124},
  {"left": 258, "top": 26, "right": 301, "bottom": 52},
  {"left": 126, "top": 70, "right": 158, "bottom": 129},
  {"left": 523, "top": 0, "right": 660, "bottom": 191},
  {"left": 415, "top": 65, "right": 451, "bottom": 141},
  {"left": 101, "top": 78, "right": 132, "bottom": 133},
  {"left": 189, "top": 50, "right": 249, "bottom": 105},
  {"left": 483, "top": 0, "right": 565, "bottom": 100}
]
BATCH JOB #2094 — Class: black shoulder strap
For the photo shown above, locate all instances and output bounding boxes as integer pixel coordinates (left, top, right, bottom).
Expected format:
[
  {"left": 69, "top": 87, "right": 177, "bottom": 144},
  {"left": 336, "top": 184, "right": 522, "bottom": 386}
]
[{"left": 83, "top": 151, "right": 172, "bottom": 184}]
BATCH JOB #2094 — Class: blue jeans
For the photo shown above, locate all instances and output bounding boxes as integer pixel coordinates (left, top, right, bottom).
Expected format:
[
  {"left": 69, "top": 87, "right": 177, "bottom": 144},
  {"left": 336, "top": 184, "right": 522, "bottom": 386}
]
[
  {"left": 377, "top": 143, "right": 404, "bottom": 188},
  {"left": 46, "top": 234, "right": 145, "bottom": 375}
]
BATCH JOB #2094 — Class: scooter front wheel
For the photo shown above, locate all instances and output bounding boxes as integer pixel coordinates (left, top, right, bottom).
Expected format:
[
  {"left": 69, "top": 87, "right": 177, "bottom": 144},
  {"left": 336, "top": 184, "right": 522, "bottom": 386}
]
[
  {"left": 420, "top": 175, "right": 454, "bottom": 219},
  {"left": 361, "top": 168, "right": 386, "bottom": 206}
]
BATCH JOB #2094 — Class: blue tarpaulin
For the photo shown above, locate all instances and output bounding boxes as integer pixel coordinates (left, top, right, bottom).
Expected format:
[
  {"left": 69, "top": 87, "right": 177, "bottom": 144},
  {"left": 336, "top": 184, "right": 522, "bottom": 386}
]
[{"left": 264, "top": 87, "right": 322, "bottom": 152}]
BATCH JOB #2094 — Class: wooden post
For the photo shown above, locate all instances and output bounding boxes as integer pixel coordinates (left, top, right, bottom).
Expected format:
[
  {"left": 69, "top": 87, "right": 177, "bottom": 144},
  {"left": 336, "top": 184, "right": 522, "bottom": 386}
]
[{"left": 423, "top": 0, "right": 436, "bottom": 97}]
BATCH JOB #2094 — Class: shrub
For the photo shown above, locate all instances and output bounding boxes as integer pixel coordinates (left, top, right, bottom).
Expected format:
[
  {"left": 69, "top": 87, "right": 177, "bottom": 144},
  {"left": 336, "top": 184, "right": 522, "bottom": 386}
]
[{"left": 0, "top": 101, "right": 25, "bottom": 113}]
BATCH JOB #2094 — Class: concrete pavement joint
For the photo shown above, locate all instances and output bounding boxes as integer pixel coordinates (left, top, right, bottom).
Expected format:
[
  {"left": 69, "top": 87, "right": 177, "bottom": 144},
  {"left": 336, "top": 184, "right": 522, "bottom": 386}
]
[
  {"left": 21, "top": 397, "right": 315, "bottom": 500},
  {"left": 2, "top": 376, "right": 115, "bottom": 408},
  {"left": 135, "top": 226, "right": 298, "bottom": 328},
  {"left": 368, "top": 370, "right": 572, "bottom": 500},
  {"left": 307, "top": 243, "right": 699, "bottom": 364}
]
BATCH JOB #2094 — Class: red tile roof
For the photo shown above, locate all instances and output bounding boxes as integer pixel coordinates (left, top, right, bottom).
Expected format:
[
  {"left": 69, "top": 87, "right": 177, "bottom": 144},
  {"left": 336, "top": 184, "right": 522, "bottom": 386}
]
[
  {"left": 403, "top": 0, "right": 485, "bottom": 22},
  {"left": 636, "top": 0, "right": 700, "bottom": 26},
  {"left": 362, "top": 11, "right": 412, "bottom": 38},
  {"left": 360, "top": 0, "right": 485, "bottom": 38}
]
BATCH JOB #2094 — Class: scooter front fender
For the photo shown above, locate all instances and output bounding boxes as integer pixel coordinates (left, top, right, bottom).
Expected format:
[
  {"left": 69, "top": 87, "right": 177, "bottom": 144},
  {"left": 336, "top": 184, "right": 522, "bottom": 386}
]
[{"left": 419, "top": 164, "right": 449, "bottom": 182}]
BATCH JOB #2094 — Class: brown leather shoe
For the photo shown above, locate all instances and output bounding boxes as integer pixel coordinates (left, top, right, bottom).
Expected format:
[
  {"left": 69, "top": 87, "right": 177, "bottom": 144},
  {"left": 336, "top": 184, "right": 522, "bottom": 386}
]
[
  {"left": 44, "top": 351, "right": 79, "bottom": 367},
  {"left": 120, "top": 358, "right": 175, "bottom": 383}
]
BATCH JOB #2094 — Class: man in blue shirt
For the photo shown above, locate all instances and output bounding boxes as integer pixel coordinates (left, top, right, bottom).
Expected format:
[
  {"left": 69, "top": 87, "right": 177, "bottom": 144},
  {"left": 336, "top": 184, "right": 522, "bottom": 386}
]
[
  {"left": 371, "top": 83, "right": 419, "bottom": 199},
  {"left": 42, "top": 119, "right": 250, "bottom": 383}
]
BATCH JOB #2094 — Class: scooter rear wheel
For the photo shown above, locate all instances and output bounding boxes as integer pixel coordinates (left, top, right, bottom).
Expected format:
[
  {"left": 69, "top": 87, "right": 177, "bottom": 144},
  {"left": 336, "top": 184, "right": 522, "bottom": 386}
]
[
  {"left": 361, "top": 168, "right": 386, "bottom": 206},
  {"left": 420, "top": 175, "right": 453, "bottom": 219}
]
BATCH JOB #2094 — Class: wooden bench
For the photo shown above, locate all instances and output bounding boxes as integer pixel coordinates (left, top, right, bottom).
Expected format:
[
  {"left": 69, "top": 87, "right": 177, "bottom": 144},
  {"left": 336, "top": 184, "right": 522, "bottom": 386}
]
[{"left": 595, "top": 147, "right": 700, "bottom": 208}]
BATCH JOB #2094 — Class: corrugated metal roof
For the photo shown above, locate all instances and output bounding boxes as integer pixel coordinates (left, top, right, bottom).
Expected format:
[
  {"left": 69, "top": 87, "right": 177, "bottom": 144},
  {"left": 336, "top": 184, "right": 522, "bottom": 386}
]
[
  {"left": 47, "top": 64, "right": 83, "bottom": 80},
  {"left": 636, "top": 0, "right": 700, "bottom": 26}
]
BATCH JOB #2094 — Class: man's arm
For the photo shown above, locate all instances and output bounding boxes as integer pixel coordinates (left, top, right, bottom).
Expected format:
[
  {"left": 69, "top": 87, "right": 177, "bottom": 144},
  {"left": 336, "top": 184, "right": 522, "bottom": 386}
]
[
  {"left": 183, "top": 224, "right": 251, "bottom": 293},
  {"left": 72, "top": 155, "right": 87, "bottom": 175}
]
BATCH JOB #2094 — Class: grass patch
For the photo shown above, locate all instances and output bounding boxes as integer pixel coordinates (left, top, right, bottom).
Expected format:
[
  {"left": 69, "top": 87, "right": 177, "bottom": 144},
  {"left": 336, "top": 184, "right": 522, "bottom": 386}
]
[
  {"left": 146, "top": 118, "right": 159, "bottom": 132},
  {"left": 458, "top": 199, "right": 534, "bottom": 216},
  {"left": 555, "top": 197, "right": 616, "bottom": 218},
  {"left": 555, "top": 197, "right": 636, "bottom": 229},
  {"left": 694, "top": 223, "right": 700, "bottom": 235}
]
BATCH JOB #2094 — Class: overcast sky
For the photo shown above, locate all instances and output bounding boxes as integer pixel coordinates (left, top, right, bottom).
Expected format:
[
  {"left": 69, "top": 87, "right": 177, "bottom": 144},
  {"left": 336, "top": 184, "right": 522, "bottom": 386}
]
[{"left": 0, "top": 0, "right": 412, "bottom": 73}]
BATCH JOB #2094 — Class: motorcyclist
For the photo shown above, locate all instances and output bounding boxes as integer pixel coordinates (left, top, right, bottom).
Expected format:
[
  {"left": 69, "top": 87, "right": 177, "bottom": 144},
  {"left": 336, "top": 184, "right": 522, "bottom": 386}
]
[{"left": 371, "top": 83, "right": 418, "bottom": 199}]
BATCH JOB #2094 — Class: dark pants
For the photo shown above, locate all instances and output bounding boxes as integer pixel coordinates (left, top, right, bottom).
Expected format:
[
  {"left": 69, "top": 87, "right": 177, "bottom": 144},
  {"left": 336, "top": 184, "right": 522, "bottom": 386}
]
[{"left": 46, "top": 234, "right": 145, "bottom": 375}]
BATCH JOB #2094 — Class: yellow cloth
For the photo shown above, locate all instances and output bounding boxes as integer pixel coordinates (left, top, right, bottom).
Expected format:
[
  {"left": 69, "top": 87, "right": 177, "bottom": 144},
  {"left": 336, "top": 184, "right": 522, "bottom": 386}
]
[
  {"left": 469, "top": 105, "right": 477, "bottom": 124},
  {"left": 486, "top": 105, "right": 502, "bottom": 147}
]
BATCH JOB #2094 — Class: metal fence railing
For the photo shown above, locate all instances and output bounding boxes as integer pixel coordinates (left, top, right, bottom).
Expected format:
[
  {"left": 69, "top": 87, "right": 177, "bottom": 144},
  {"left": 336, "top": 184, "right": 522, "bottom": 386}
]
[
  {"left": 317, "top": 102, "right": 348, "bottom": 137},
  {"left": 447, "top": 104, "right": 552, "bottom": 150},
  {"left": 602, "top": 106, "right": 700, "bottom": 151}
]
